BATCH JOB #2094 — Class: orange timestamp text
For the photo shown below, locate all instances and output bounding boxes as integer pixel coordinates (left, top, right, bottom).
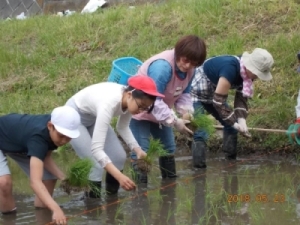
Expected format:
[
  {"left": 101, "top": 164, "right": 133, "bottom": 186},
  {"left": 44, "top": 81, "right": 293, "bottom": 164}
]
[{"left": 227, "top": 194, "right": 285, "bottom": 203}]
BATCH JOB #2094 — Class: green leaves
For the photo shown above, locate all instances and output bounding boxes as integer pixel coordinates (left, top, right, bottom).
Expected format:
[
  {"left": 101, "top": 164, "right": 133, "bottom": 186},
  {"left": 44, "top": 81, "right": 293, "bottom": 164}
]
[
  {"left": 189, "top": 110, "right": 215, "bottom": 135},
  {"left": 66, "top": 158, "right": 93, "bottom": 187}
]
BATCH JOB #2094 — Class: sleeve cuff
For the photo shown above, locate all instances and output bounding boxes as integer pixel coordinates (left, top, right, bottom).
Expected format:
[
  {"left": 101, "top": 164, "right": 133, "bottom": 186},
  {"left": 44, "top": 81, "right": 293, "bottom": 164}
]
[{"left": 99, "top": 155, "right": 112, "bottom": 168}]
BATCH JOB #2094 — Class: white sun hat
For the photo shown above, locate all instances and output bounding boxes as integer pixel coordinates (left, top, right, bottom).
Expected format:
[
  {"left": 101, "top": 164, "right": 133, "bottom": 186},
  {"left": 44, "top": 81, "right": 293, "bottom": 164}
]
[
  {"left": 51, "top": 106, "right": 81, "bottom": 138},
  {"left": 242, "top": 48, "right": 274, "bottom": 81}
]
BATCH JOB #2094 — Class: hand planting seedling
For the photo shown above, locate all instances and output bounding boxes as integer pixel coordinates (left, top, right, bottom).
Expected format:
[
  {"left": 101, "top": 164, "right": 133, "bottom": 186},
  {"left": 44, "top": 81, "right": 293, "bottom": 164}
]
[
  {"left": 184, "top": 110, "right": 215, "bottom": 135},
  {"left": 136, "top": 138, "right": 168, "bottom": 174},
  {"left": 60, "top": 158, "right": 98, "bottom": 195}
]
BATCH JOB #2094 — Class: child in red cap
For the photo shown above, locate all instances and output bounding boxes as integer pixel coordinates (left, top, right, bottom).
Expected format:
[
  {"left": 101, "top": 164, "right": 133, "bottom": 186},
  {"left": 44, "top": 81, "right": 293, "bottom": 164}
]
[{"left": 65, "top": 75, "right": 164, "bottom": 197}]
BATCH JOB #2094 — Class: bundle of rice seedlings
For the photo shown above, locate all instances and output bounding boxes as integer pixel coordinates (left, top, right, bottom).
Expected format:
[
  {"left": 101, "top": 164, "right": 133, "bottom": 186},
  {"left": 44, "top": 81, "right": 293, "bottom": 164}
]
[
  {"left": 137, "top": 138, "right": 168, "bottom": 174},
  {"left": 60, "top": 158, "right": 94, "bottom": 194},
  {"left": 186, "top": 110, "right": 215, "bottom": 135}
]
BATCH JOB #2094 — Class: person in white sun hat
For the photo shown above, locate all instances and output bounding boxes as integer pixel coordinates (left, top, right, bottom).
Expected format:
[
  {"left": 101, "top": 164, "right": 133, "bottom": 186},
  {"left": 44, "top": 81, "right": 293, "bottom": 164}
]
[
  {"left": 190, "top": 48, "right": 274, "bottom": 167},
  {"left": 0, "top": 105, "right": 80, "bottom": 225}
]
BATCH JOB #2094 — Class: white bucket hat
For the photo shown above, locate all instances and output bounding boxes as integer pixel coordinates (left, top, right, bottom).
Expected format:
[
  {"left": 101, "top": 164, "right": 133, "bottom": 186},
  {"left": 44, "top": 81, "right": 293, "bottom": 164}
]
[
  {"left": 241, "top": 48, "right": 274, "bottom": 81},
  {"left": 51, "top": 106, "right": 80, "bottom": 138}
]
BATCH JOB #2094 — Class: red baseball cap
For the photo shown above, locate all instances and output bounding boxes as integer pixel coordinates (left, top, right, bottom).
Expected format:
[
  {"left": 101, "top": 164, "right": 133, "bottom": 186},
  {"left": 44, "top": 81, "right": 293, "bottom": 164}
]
[{"left": 128, "top": 75, "right": 165, "bottom": 98}]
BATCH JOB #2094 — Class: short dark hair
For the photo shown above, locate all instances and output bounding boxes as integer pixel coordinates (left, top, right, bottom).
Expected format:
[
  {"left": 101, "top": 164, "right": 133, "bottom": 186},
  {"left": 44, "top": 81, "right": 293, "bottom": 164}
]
[
  {"left": 175, "top": 35, "right": 207, "bottom": 67},
  {"left": 124, "top": 86, "right": 156, "bottom": 113}
]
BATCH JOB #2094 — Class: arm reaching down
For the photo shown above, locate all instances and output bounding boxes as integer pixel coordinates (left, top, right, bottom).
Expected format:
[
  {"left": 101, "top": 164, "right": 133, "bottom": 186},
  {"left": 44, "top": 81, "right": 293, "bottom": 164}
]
[
  {"left": 90, "top": 104, "right": 136, "bottom": 191},
  {"left": 213, "top": 77, "right": 235, "bottom": 125},
  {"left": 43, "top": 151, "right": 65, "bottom": 181},
  {"left": 30, "top": 156, "right": 67, "bottom": 224},
  {"left": 174, "top": 93, "right": 194, "bottom": 116}
]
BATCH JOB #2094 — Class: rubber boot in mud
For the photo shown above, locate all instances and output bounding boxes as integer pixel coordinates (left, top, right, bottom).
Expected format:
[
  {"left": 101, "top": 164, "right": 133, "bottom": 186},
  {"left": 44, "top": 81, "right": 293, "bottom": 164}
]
[
  {"left": 223, "top": 131, "right": 238, "bottom": 160},
  {"left": 85, "top": 181, "right": 102, "bottom": 198},
  {"left": 105, "top": 171, "right": 121, "bottom": 195},
  {"left": 192, "top": 140, "right": 207, "bottom": 168},
  {"left": 159, "top": 155, "right": 177, "bottom": 179},
  {"left": 131, "top": 161, "right": 148, "bottom": 184}
]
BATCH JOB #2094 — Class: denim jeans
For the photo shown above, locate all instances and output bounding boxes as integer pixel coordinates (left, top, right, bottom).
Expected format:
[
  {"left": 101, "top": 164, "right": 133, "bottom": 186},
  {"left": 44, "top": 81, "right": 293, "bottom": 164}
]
[
  {"left": 129, "top": 119, "right": 176, "bottom": 159},
  {"left": 193, "top": 101, "right": 237, "bottom": 142}
]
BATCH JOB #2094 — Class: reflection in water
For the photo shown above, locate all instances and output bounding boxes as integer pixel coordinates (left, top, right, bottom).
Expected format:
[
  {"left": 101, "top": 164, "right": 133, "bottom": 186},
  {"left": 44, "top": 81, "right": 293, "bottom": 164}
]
[
  {"left": 1, "top": 212, "right": 17, "bottom": 225},
  {"left": 105, "top": 195, "right": 124, "bottom": 225},
  {"left": 131, "top": 183, "right": 150, "bottom": 224},
  {"left": 155, "top": 179, "right": 176, "bottom": 225},
  {"left": 35, "top": 208, "right": 53, "bottom": 225},
  {"left": 4, "top": 157, "right": 300, "bottom": 224},
  {"left": 191, "top": 171, "right": 206, "bottom": 225},
  {"left": 220, "top": 163, "right": 250, "bottom": 224}
]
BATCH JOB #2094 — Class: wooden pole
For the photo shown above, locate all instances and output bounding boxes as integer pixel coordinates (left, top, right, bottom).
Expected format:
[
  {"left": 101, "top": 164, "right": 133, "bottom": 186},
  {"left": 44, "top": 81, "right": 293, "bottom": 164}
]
[{"left": 213, "top": 125, "right": 287, "bottom": 133}]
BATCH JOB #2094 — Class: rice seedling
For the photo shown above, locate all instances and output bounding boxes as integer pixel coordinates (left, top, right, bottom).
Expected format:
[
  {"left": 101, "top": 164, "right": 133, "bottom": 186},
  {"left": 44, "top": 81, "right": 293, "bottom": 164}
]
[
  {"left": 185, "top": 110, "right": 215, "bottom": 135},
  {"left": 140, "top": 213, "right": 147, "bottom": 225},
  {"left": 147, "top": 189, "right": 163, "bottom": 205},
  {"left": 275, "top": 163, "right": 281, "bottom": 172},
  {"left": 114, "top": 203, "right": 125, "bottom": 220},
  {"left": 60, "top": 158, "right": 96, "bottom": 194},
  {"left": 136, "top": 138, "right": 168, "bottom": 174},
  {"left": 167, "top": 206, "right": 176, "bottom": 222}
]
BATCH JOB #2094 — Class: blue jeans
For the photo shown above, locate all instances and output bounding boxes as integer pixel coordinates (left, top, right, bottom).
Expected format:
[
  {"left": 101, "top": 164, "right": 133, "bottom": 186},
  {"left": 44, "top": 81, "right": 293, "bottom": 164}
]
[
  {"left": 193, "top": 101, "right": 237, "bottom": 142},
  {"left": 129, "top": 119, "right": 176, "bottom": 159}
]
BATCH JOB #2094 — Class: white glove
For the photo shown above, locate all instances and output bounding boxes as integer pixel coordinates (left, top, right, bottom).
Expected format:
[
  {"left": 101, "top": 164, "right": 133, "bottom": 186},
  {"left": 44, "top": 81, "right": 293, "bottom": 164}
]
[
  {"left": 238, "top": 118, "right": 248, "bottom": 133},
  {"left": 233, "top": 122, "right": 243, "bottom": 132},
  {"left": 233, "top": 119, "right": 251, "bottom": 138},
  {"left": 174, "top": 118, "right": 193, "bottom": 135}
]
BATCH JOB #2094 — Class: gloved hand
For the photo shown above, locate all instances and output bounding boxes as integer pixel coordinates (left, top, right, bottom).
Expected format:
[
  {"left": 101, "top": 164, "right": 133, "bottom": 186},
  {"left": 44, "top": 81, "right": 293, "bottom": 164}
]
[
  {"left": 233, "top": 122, "right": 243, "bottom": 132},
  {"left": 237, "top": 118, "right": 248, "bottom": 133},
  {"left": 233, "top": 120, "right": 251, "bottom": 138},
  {"left": 174, "top": 118, "right": 193, "bottom": 135}
]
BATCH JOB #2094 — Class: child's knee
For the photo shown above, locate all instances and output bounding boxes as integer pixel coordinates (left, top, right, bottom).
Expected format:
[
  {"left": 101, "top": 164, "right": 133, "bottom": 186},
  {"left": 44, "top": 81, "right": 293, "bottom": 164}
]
[{"left": 0, "top": 175, "right": 13, "bottom": 194}]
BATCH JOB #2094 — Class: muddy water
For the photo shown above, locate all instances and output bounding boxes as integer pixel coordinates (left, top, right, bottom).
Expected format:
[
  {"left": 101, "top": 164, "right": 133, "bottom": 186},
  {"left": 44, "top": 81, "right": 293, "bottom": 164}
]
[{"left": 2, "top": 154, "right": 300, "bottom": 225}]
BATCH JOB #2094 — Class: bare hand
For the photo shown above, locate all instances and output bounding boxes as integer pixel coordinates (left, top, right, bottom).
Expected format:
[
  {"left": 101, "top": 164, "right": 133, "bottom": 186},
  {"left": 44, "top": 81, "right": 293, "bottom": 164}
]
[
  {"left": 136, "top": 150, "right": 147, "bottom": 159},
  {"left": 181, "top": 112, "right": 193, "bottom": 121},
  {"left": 118, "top": 174, "right": 136, "bottom": 191},
  {"left": 174, "top": 118, "right": 193, "bottom": 135},
  {"left": 52, "top": 208, "right": 67, "bottom": 225}
]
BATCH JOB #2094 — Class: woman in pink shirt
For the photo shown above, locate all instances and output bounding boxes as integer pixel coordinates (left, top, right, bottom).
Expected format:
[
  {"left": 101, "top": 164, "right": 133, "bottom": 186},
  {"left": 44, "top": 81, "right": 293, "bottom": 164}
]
[{"left": 130, "top": 35, "right": 207, "bottom": 183}]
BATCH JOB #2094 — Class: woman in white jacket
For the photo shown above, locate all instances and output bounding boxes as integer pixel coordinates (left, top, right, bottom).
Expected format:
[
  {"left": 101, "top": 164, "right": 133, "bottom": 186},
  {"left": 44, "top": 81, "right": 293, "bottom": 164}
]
[{"left": 65, "top": 75, "right": 164, "bottom": 197}]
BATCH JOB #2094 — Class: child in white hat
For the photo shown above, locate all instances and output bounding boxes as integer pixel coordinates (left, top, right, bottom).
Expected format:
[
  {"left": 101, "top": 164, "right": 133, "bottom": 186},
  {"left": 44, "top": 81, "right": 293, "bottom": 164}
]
[
  {"left": 190, "top": 48, "right": 274, "bottom": 165},
  {"left": 65, "top": 75, "right": 164, "bottom": 197},
  {"left": 0, "top": 106, "right": 81, "bottom": 225}
]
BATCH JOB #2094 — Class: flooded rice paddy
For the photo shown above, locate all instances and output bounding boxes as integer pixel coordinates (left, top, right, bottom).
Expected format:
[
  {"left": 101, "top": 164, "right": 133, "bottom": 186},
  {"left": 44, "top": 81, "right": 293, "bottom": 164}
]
[{"left": 2, "top": 152, "right": 300, "bottom": 225}]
